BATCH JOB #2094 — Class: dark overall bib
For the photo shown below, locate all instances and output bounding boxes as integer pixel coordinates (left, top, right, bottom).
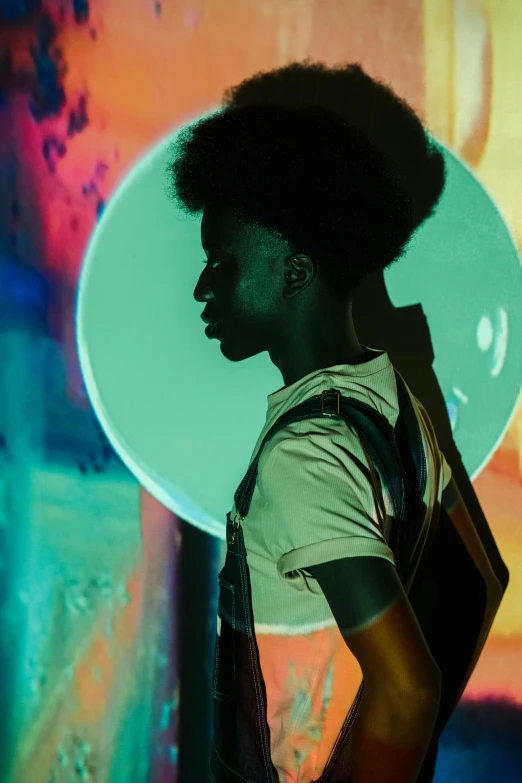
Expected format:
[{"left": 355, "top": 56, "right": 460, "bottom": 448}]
[{"left": 209, "top": 369, "right": 442, "bottom": 783}]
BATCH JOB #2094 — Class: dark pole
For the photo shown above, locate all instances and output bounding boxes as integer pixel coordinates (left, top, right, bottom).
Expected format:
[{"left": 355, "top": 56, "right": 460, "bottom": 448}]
[{"left": 177, "top": 517, "right": 221, "bottom": 782}]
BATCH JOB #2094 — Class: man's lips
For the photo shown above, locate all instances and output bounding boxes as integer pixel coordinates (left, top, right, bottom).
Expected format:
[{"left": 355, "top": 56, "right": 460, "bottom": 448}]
[{"left": 205, "top": 321, "right": 221, "bottom": 338}]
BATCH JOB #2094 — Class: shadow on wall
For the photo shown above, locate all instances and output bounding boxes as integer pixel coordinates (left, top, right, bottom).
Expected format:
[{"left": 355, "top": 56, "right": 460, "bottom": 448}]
[{"left": 351, "top": 267, "right": 510, "bottom": 593}]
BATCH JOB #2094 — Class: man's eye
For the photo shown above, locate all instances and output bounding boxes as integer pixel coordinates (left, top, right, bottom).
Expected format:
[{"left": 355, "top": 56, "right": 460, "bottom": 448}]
[{"left": 202, "top": 257, "right": 220, "bottom": 269}]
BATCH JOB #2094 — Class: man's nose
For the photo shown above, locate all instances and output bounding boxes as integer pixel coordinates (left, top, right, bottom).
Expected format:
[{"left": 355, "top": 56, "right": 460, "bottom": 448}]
[{"left": 193, "top": 268, "right": 212, "bottom": 303}]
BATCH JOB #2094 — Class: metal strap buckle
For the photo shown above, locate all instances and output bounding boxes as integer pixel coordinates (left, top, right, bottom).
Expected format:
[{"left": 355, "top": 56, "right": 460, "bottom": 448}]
[{"left": 321, "top": 389, "right": 340, "bottom": 416}]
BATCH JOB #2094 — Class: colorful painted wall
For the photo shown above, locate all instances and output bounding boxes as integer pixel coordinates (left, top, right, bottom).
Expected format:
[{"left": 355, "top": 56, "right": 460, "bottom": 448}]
[{"left": 0, "top": 1, "right": 521, "bottom": 781}]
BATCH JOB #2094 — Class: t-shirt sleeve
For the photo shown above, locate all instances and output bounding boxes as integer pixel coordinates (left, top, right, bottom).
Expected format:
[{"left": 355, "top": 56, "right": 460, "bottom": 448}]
[{"left": 257, "top": 425, "right": 396, "bottom": 583}]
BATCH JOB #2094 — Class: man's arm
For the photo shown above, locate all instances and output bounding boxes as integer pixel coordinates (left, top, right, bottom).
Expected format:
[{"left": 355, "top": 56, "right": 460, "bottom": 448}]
[{"left": 307, "top": 556, "right": 441, "bottom": 783}]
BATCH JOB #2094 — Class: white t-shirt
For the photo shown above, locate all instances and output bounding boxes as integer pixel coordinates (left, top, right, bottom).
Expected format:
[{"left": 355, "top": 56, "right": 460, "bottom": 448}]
[{"left": 228, "top": 346, "right": 452, "bottom": 783}]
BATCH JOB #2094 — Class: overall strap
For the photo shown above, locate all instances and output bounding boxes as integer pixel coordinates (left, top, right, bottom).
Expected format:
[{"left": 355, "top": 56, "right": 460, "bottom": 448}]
[{"left": 232, "top": 369, "right": 429, "bottom": 584}]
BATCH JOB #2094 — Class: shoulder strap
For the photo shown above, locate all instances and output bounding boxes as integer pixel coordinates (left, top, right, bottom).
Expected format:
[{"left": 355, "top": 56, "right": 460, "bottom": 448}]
[{"left": 233, "top": 369, "right": 436, "bottom": 586}]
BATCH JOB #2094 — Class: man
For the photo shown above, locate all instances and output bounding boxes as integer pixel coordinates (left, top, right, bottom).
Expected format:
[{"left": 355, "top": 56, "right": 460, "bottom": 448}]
[{"left": 165, "top": 84, "right": 503, "bottom": 781}]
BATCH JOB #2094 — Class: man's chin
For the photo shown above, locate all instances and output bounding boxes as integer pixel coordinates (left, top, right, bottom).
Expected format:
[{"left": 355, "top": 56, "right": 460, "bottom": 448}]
[{"left": 219, "top": 339, "right": 262, "bottom": 363}]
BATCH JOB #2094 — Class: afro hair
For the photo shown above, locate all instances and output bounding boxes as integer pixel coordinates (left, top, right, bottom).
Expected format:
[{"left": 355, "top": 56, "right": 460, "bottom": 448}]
[{"left": 165, "top": 59, "right": 446, "bottom": 299}]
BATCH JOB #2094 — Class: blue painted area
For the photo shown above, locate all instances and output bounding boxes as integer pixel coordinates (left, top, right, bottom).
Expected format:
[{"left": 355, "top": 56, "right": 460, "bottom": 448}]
[
  {"left": 72, "top": 0, "right": 89, "bottom": 24},
  {"left": 28, "top": 14, "right": 66, "bottom": 122},
  {"left": 0, "top": 0, "right": 41, "bottom": 23},
  {"left": 67, "top": 95, "right": 89, "bottom": 137},
  {"left": 0, "top": 257, "right": 49, "bottom": 320},
  {"left": 42, "top": 135, "right": 67, "bottom": 174}
]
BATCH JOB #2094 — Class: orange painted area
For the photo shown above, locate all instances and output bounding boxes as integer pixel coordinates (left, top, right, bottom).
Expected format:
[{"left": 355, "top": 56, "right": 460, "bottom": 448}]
[
  {"left": 72, "top": 564, "right": 144, "bottom": 720},
  {"left": 258, "top": 626, "right": 363, "bottom": 781},
  {"left": 74, "top": 635, "right": 114, "bottom": 723},
  {"left": 461, "top": 635, "right": 522, "bottom": 706}
]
